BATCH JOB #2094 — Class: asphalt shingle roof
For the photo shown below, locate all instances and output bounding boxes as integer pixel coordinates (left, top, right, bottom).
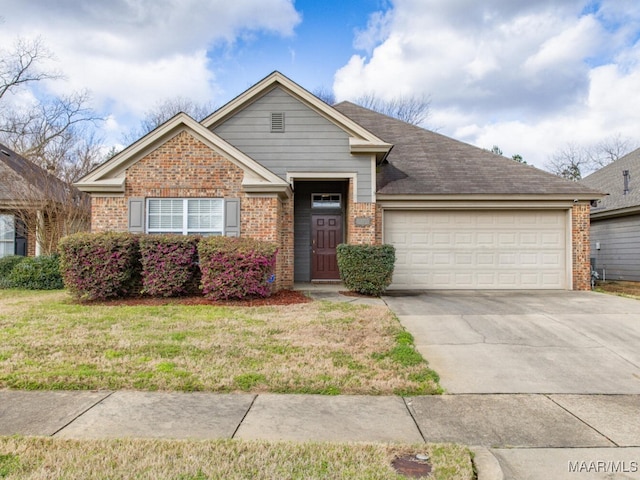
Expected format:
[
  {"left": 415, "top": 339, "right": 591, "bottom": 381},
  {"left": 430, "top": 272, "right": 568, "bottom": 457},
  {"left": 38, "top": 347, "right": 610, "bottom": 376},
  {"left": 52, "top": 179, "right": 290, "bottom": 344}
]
[
  {"left": 582, "top": 147, "right": 640, "bottom": 215},
  {"left": 334, "top": 101, "right": 603, "bottom": 197},
  {"left": 0, "top": 143, "right": 72, "bottom": 204}
]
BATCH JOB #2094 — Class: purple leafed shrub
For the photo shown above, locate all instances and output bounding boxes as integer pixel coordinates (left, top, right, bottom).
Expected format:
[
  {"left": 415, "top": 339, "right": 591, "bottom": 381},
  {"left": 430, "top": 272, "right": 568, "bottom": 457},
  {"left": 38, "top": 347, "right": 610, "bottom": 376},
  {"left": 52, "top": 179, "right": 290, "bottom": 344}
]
[
  {"left": 58, "top": 232, "right": 140, "bottom": 301},
  {"left": 198, "top": 237, "right": 277, "bottom": 301},
  {"left": 139, "top": 235, "right": 199, "bottom": 297}
]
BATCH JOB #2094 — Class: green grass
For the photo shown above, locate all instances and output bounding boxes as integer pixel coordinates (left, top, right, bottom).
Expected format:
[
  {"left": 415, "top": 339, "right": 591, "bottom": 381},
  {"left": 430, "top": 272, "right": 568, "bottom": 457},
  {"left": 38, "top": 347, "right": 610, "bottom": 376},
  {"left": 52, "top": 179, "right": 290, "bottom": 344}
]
[
  {"left": 0, "top": 290, "right": 441, "bottom": 395},
  {"left": 0, "top": 437, "right": 474, "bottom": 480}
]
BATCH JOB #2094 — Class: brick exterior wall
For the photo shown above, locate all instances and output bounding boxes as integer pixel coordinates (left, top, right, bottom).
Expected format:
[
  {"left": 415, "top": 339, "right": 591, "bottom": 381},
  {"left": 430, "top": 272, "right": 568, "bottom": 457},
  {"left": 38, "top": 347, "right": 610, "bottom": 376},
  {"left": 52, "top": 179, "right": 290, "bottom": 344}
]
[
  {"left": 241, "top": 195, "right": 294, "bottom": 290},
  {"left": 91, "top": 197, "right": 127, "bottom": 232},
  {"left": 572, "top": 203, "right": 591, "bottom": 291},
  {"left": 347, "top": 202, "right": 377, "bottom": 244},
  {"left": 90, "top": 131, "right": 294, "bottom": 290},
  {"left": 346, "top": 178, "right": 379, "bottom": 245}
]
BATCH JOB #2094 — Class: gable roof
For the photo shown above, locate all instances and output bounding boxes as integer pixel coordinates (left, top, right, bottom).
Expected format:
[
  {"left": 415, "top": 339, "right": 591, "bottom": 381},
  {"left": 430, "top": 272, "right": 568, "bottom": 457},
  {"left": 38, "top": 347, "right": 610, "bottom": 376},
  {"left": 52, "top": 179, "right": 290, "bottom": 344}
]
[
  {"left": 0, "top": 143, "right": 75, "bottom": 206},
  {"left": 582, "top": 147, "right": 640, "bottom": 218},
  {"left": 75, "top": 113, "right": 291, "bottom": 197},
  {"left": 334, "top": 102, "right": 603, "bottom": 199},
  {"left": 202, "top": 71, "right": 392, "bottom": 159}
]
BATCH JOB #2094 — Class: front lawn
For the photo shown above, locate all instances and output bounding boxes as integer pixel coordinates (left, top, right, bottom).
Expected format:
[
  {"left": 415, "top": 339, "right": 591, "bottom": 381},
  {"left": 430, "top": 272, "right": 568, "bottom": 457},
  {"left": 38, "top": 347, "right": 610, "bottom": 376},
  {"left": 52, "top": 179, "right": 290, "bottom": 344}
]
[
  {"left": 0, "top": 437, "right": 473, "bottom": 480},
  {"left": 0, "top": 290, "right": 440, "bottom": 395}
]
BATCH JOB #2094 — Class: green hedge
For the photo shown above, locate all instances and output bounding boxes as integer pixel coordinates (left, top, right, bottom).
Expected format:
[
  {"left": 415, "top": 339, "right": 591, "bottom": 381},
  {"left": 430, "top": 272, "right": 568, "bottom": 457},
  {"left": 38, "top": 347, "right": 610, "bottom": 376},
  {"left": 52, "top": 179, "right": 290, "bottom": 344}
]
[
  {"left": 0, "top": 255, "right": 27, "bottom": 288},
  {"left": 336, "top": 244, "right": 396, "bottom": 296},
  {"left": 7, "top": 255, "right": 64, "bottom": 290}
]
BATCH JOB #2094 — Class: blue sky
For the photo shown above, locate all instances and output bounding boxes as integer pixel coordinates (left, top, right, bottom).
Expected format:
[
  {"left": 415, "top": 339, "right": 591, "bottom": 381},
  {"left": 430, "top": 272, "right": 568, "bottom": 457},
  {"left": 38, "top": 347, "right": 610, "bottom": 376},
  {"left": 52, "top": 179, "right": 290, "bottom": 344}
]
[{"left": 1, "top": 0, "right": 639, "bottom": 171}]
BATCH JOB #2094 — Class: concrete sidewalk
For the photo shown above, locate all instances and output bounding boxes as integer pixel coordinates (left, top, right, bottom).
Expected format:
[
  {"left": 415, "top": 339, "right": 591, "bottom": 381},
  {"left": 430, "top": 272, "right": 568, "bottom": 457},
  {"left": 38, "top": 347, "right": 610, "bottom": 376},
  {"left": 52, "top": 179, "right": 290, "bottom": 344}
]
[{"left": 1, "top": 390, "right": 639, "bottom": 479}]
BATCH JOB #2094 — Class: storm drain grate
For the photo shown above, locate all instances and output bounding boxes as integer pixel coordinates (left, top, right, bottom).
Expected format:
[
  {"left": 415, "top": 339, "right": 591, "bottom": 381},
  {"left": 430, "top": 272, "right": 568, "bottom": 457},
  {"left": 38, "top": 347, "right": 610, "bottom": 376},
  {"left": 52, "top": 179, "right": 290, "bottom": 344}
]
[{"left": 391, "top": 454, "right": 432, "bottom": 478}]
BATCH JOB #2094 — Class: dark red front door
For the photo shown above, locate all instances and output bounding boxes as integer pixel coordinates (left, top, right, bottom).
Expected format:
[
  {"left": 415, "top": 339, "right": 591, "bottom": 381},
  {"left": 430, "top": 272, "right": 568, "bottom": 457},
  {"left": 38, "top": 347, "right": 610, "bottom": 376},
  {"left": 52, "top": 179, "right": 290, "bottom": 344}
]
[{"left": 312, "top": 214, "right": 342, "bottom": 280}]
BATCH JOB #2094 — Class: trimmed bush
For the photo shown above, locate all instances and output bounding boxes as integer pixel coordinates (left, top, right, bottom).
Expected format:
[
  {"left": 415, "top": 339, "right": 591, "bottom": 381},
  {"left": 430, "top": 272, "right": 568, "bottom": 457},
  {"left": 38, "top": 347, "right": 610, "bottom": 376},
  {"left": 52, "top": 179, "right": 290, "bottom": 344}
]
[
  {"left": 336, "top": 244, "right": 396, "bottom": 296},
  {"left": 0, "top": 255, "right": 26, "bottom": 288},
  {"left": 59, "top": 232, "right": 140, "bottom": 301},
  {"left": 7, "top": 255, "right": 64, "bottom": 290},
  {"left": 139, "top": 235, "right": 200, "bottom": 297},
  {"left": 198, "top": 237, "right": 277, "bottom": 301}
]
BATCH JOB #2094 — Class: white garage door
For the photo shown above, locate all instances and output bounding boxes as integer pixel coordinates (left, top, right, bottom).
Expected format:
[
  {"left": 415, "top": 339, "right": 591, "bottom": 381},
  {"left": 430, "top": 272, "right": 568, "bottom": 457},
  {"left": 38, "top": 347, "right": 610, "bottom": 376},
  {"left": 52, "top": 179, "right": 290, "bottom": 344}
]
[{"left": 384, "top": 210, "right": 568, "bottom": 289}]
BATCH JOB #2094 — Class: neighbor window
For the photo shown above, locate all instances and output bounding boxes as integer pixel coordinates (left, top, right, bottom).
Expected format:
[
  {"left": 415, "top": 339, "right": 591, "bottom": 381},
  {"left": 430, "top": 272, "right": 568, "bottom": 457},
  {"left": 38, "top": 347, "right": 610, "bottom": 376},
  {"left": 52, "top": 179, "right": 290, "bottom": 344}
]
[
  {"left": 311, "top": 193, "right": 341, "bottom": 209},
  {"left": 0, "top": 214, "right": 15, "bottom": 258},
  {"left": 147, "top": 199, "right": 224, "bottom": 235}
]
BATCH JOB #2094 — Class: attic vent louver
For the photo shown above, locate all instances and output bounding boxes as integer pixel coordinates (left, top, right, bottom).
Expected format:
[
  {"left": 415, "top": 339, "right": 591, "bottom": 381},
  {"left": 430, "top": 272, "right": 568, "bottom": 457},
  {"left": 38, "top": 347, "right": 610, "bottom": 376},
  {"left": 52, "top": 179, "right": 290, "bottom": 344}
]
[
  {"left": 623, "top": 169, "right": 631, "bottom": 195},
  {"left": 270, "top": 112, "right": 285, "bottom": 133}
]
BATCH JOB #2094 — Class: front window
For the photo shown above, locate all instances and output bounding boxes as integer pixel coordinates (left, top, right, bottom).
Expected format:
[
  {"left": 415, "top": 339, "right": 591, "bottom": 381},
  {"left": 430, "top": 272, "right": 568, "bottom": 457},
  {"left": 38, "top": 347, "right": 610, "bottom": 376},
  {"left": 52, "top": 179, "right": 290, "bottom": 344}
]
[
  {"left": 0, "top": 214, "right": 15, "bottom": 257},
  {"left": 311, "top": 193, "right": 341, "bottom": 209},
  {"left": 147, "top": 199, "right": 224, "bottom": 235}
]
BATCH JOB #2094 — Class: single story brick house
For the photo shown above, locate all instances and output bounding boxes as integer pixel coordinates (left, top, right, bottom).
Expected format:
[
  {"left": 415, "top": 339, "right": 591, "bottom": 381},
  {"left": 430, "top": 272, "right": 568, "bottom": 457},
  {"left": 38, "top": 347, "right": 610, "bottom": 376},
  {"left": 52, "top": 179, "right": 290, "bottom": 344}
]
[
  {"left": 582, "top": 147, "right": 640, "bottom": 281},
  {"left": 1, "top": 143, "right": 88, "bottom": 258},
  {"left": 76, "top": 72, "right": 603, "bottom": 291}
]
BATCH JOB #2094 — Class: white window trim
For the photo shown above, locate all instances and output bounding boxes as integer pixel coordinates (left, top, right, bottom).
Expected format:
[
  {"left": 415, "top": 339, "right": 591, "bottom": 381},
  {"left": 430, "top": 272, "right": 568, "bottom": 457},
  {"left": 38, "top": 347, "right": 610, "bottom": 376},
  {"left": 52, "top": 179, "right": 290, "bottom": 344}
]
[
  {"left": 0, "top": 214, "right": 15, "bottom": 258},
  {"left": 146, "top": 198, "right": 225, "bottom": 235}
]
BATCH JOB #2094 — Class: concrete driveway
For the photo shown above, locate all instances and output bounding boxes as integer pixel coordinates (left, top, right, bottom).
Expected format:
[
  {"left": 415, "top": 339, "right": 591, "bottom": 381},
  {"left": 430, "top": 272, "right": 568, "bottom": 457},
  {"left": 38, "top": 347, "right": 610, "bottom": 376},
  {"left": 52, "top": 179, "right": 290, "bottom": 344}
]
[{"left": 383, "top": 290, "right": 640, "bottom": 394}]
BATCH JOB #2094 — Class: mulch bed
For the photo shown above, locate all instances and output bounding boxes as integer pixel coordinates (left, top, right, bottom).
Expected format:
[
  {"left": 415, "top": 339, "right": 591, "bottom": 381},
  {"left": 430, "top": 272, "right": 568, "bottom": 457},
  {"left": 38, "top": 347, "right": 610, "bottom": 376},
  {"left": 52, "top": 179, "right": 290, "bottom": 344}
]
[
  {"left": 82, "top": 289, "right": 312, "bottom": 307},
  {"left": 596, "top": 281, "right": 640, "bottom": 297}
]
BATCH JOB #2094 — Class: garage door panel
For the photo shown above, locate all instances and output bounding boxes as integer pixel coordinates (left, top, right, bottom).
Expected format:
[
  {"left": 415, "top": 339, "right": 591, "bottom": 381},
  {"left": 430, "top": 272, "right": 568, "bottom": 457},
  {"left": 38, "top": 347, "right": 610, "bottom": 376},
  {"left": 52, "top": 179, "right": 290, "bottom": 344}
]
[{"left": 385, "top": 210, "right": 568, "bottom": 289}]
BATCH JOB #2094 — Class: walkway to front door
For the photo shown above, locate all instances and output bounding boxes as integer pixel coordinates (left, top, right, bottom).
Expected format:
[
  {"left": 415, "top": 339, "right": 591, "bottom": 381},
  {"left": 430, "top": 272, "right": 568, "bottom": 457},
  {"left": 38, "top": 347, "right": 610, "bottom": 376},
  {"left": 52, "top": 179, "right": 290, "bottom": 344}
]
[{"left": 311, "top": 214, "right": 342, "bottom": 280}]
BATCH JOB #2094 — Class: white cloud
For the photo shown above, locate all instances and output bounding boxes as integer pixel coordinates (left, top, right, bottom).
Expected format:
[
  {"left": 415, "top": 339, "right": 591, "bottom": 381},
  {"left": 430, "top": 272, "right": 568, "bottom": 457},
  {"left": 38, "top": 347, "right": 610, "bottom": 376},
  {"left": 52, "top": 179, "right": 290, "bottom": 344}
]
[
  {"left": 0, "top": 0, "right": 300, "bottom": 143},
  {"left": 333, "top": 0, "right": 640, "bottom": 169}
]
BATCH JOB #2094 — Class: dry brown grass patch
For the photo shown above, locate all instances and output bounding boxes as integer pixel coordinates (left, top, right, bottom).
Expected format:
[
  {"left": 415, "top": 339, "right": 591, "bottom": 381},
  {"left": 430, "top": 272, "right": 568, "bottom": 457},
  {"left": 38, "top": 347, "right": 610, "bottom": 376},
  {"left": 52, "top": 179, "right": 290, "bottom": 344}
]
[{"left": 0, "top": 290, "right": 440, "bottom": 395}]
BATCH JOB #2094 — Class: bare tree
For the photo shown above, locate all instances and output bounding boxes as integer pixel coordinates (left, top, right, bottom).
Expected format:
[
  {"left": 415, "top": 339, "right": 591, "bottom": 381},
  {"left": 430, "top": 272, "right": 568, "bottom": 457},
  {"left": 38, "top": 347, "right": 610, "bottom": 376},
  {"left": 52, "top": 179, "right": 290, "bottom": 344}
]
[
  {"left": 354, "top": 92, "right": 432, "bottom": 126},
  {"left": 0, "top": 36, "right": 60, "bottom": 101},
  {"left": 1, "top": 90, "right": 102, "bottom": 182},
  {"left": 587, "top": 134, "right": 636, "bottom": 168},
  {"left": 312, "top": 86, "right": 336, "bottom": 105},
  {"left": 547, "top": 135, "right": 637, "bottom": 180},
  {"left": 0, "top": 34, "right": 99, "bottom": 251},
  {"left": 546, "top": 143, "right": 589, "bottom": 181},
  {"left": 123, "top": 96, "right": 216, "bottom": 144}
]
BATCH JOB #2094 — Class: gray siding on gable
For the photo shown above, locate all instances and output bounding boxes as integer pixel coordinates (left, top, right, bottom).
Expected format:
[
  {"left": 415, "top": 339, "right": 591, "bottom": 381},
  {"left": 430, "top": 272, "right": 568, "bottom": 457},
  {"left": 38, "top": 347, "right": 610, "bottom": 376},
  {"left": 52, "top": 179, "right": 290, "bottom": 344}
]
[
  {"left": 212, "top": 87, "right": 373, "bottom": 202},
  {"left": 591, "top": 215, "right": 640, "bottom": 282}
]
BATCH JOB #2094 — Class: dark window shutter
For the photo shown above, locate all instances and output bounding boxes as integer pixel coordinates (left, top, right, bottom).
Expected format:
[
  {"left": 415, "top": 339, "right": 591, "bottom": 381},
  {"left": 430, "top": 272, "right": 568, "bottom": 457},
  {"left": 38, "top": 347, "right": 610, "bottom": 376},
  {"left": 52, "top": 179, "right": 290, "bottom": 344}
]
[
  {"left": 128, "top": 197, "right": 145, "bottom": 233},
  {"left": 225, "top": 198, "right": 240, "bottom": 237}
]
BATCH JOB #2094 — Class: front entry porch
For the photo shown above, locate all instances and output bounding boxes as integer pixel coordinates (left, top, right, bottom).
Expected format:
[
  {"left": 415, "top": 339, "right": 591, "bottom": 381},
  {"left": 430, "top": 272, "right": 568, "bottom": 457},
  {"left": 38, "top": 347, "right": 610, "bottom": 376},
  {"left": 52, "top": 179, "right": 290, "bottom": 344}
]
[{"left": 293, "top": 180, "right": 348, "bottom": 282}]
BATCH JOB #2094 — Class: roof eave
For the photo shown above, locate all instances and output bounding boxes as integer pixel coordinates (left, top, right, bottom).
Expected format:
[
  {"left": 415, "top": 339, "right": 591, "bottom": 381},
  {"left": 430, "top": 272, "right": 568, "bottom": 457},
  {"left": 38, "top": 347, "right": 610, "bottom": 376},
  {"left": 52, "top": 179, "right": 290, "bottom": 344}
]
[
  {"left": 591, "top": 204, "right": 640, "bottom": 220},
  {"left": 376, "top": 193, "right": 604, "bottom": 202},
  {"left": 74, "top": 178, "right": 125, "bottom": 194}
]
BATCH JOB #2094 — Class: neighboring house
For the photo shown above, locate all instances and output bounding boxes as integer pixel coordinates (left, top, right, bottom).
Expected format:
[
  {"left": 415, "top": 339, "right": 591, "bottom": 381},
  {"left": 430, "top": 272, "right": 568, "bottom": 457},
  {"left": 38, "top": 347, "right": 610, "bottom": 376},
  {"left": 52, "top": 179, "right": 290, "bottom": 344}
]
[
  {"left": 0, "top": 143, "right": 88, "bottom": 258},
  {"left": 75, "top": 72, "right": 603, "bottom": 291},
  {"left": 582, "top": 147, "right": 640, "bottom": 281}
]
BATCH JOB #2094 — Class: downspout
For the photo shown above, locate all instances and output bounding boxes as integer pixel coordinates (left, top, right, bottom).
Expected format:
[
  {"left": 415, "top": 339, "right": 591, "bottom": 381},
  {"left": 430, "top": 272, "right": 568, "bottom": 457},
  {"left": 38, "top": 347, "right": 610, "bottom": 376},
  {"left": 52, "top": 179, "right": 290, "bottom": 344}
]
[{"left": 35, "top": 210, "right": 43, "bottom": 256}]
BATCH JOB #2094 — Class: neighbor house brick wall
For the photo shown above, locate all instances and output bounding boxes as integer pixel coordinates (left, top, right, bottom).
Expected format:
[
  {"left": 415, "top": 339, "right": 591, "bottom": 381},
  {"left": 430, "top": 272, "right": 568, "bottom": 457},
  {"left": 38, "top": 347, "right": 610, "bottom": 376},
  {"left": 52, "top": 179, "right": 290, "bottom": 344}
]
[{"left": 572, "top": 203, "right": 591, "bottom": 291}]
